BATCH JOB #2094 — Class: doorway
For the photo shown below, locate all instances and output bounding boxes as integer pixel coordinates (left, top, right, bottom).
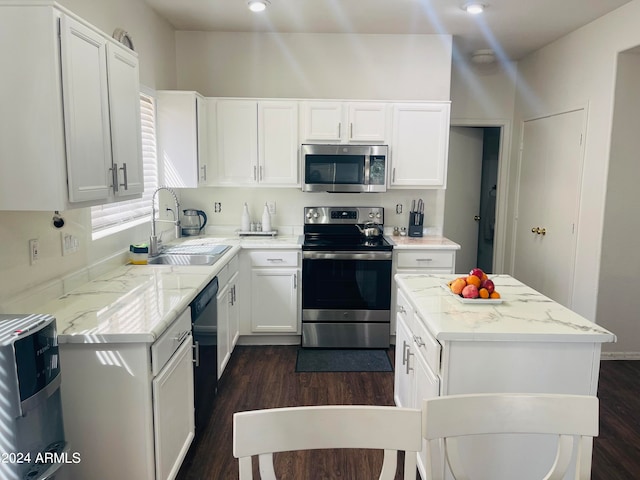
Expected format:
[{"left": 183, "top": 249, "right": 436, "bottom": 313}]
[{"left": 444, "top": 126, "right": 501, "bottom": 274}]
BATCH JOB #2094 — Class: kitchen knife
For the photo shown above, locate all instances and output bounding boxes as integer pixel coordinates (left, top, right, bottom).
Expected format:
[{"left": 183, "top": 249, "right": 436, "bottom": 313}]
[{"left": 411, "top": 199, "right": 416, "bottom": 213}]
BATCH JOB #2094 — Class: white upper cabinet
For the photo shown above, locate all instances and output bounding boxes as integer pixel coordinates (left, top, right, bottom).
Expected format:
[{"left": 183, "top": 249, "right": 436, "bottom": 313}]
[
  {"left": 0, "top": 3, "right": 143, "bottom": 210},
  {"left": 215, "top": 99, "right": 298, "bottom": 187},
  {"left": 390, "top": 102, "right": 450, "bottom": 188},
  {"left": 301, "top": 101, "right": 388, "bottom": 143},
  {"left": 157, "top": 91, "right": 209, "bottom": 188}
]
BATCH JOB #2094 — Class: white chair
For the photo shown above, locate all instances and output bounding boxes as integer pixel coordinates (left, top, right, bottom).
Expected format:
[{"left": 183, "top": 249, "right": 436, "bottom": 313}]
[
  {"left": 421, "top": 393, "right": 600, "bottom": 480},
  {"left": 233, "top": 405, "right": 422, "bottom": 480}
]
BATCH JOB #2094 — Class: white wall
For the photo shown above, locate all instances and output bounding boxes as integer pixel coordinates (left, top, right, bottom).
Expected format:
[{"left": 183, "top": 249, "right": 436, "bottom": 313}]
[
  {"left": 508, "top": 0, "right": 640, "bottom": 352},
  {"left": 176, "top": 32, "right": 452, "bottom": 100},
  {"left": 597, "top": 50, "right": 640, "bottom": 355},
  {"left": 0, "top": 0, "right": 176, "bottom": 310}
]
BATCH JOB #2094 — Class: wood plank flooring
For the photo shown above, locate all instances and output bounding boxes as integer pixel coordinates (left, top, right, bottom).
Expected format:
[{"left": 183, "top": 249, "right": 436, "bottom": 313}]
[{"left": 176, "top": 346, "right": 640, "bottom": 480}]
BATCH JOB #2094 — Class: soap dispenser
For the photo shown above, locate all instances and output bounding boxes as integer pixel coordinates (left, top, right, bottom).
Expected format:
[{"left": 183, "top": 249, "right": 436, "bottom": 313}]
[
  {"left": 261, "top": 203, "right": 271, "bottom": 233},
  {"left": 241, "top": 203, "right": 251, "bottom": 232}
]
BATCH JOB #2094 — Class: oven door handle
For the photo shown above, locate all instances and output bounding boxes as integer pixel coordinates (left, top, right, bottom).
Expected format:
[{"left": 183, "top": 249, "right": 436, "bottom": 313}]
[{"left": 303, "top": 251, "right": 392, "bottom": 260}]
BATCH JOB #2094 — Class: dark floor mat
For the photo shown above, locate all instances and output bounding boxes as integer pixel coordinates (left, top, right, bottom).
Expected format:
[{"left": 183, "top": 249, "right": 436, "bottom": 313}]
[{"left": 295, "top": 348, "right": 393, "bottom": 372}]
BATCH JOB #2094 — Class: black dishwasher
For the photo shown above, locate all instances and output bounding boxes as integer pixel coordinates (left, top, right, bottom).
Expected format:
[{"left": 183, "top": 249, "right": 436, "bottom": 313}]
[{"left": 191, "top": 276, "right": 218, "bottom": 432}]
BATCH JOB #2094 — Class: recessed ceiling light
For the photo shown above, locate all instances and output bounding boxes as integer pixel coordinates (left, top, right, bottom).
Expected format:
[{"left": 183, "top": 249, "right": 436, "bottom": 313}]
[
  {"left": 471, "top": 49, "right": 496, "bottom": 64},
  {"left": 462, "top": 3, "right": 486, "bottom": 14},
  {"left": 248, "top": 0, "right": 270, "bottom": 12}
]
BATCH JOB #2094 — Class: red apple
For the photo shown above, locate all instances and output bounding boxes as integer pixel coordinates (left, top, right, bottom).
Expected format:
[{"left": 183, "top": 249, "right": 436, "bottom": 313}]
[
  {"left": 462, "top": 284, "right": 479, "bottom": 299},
  {"left": 481, "top": 278, "right": 495, "bottom": 294},
  {"left": 470, "top": 267, "right": 484, "bottom": 279}
]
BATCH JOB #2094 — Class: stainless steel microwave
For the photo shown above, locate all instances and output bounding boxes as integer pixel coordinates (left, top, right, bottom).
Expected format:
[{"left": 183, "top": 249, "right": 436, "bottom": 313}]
[{"left": 302, "top": 144, "right": 388, "bottom": 193}]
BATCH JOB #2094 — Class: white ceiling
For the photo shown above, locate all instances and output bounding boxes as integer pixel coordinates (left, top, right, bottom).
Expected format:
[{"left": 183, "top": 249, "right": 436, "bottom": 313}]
[{"left": 143, "top": 0, "right": 632, "bottom": 61}]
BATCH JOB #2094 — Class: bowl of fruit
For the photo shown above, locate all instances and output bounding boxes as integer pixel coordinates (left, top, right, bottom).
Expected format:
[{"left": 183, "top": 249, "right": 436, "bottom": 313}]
[{"left": 443, "top": 268, "right": 503, "bottom": 303}]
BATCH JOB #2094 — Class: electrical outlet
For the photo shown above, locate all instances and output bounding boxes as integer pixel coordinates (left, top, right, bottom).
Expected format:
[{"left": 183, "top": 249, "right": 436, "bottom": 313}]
[
  {"left": 214, "top": 202, "right": 222, "bottom": 213},
  {"left": 267, "top": 201, "right": 276, "bottom": 215},
  {"left": 29, "top": 239, "right": 39, "bottom": 265}
]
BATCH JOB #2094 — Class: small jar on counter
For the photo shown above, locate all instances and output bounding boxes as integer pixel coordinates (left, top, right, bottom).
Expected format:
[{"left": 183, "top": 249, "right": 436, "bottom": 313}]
[{"left": 129, "top": 244, "right": 149, "bottom": 265}]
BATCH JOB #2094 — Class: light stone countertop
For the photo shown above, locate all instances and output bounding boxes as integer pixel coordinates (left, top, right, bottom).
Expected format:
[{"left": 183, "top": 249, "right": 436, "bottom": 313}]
[
  {"left": 395, "top": 274, "right": 616, "bottom": 343},
  {"left": 386, "top": 235, "right": 460, "bottom": 250},
  {"left": 32, "top": 234, "right": 303, "bottom": 345}
]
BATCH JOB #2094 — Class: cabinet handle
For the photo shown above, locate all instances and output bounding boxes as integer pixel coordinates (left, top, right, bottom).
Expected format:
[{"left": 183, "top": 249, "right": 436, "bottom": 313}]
[
  {"left": 232, "top": 285, "right": 236, "bottom": 304},
  {"left": 201, "top": 164, "right": 207, "bottom": 181},
  {"left": 392, "top": 168, "right": 396, "bottom": 182},
  {"left": 259, "top": 165, "right": 263, "bottom": 181},
  {"left": 350, "top": 122, "right": 353, "bottom": 139},
  {"left": 338, "top": 122, "right": 341, "bottom": 138},
  {"left": 253, "top": 165, "right": 257, "bottom": 181},
  {"left": 293, "top": 273, "right": 297, "bottom": 289},
  {"left": 414, "top": 335, "right": 425, "bottom": 347},
  {"left": 229, "top": 289, "right": 234, "bottom": 306},
  {"left": 119, "top": 163, "right": 128, "bottom": 190},
  {"left": 402, "top": 340, "right": 409, "bottom": 365},
  {"left": 416, "top": 258, "right": 433, "bottom": 262},
  {"left": 406, "top": 349, "right": 414, "bottom": 374},
  {"left": 193, "top": 341, "right": 200, "bottom": 367},
  {"left": 267, "top": 258, "right": 285, "bottom": 262},
  {"left": 110, "top": 164, "right": 119, "bottom": 193}
]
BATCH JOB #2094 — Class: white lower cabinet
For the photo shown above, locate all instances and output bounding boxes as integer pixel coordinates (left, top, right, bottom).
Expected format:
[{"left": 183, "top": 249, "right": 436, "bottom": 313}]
[
  {"left": 217, "top": 255, "right": 240, "bottom": 378},
  {"left": 59, "top": 308, "right": 194, "bottom": 480},
  {"left": 152, "top": 338, "right": 195, "bottom": 480},
  {"left": 242, "top": 250, "right": 300, "bottom": 334}
]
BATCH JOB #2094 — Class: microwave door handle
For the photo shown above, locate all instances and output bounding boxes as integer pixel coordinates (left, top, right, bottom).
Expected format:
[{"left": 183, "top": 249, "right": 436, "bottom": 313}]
[{"left": 363, "top": 155, "right": 371, "bottom": 185}]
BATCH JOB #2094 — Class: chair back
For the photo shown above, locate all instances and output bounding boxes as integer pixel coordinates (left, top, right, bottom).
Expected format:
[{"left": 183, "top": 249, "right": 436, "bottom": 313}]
[
  {"left": 233, "top": 405, "right": 422, "bottom": 480},
  {"left": 421, "top": 393, "right": 599, "bottom": 480}
]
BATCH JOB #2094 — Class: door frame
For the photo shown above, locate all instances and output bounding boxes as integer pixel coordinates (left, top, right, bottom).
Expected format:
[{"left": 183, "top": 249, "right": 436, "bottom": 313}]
[{"left": 449, "top": 118, "right": 512, "bottom": 273}]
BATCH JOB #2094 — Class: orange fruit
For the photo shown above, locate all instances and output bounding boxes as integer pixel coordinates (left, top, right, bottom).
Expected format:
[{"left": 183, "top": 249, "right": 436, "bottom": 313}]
[
  {"left": 481, "top": 273, "right": 488, "bottom": 282},
  {"left": 478, "top": 288, "right": 489, "bottom": 299},
  {"left": 490, "top": 291, "right": 501, "bottom": 299},
  {"left": 465, "top": 275, "right": 481, "bottom": 289},
  {"left": 450, "top": 278, "right": 467, "bottom": 295}
]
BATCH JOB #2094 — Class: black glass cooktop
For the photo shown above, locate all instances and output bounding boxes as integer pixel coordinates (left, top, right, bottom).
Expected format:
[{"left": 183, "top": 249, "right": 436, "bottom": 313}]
[{"left": 302, "top": 234, "right": 393, "bottom": 251}]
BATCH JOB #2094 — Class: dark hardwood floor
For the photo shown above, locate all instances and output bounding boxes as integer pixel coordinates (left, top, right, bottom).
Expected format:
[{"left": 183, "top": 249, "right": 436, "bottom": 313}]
[{"left": 176, "top": 346, "right": 640, "bottom": 480}]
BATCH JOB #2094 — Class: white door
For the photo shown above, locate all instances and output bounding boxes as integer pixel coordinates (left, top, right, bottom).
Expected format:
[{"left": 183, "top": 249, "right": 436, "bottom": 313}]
[
  {"left": 251, "top": 269, "right": 298, "bottom": 333},
  {"left": 443, "top": 127, "right": 484, "bottom": 274},
  {"left": 106, "top": 43, "right": 144, "bottom": 197},
  {"left": 153, "top": 338, "right": 195, "bottom": 480},
  {"left": 258, "top": 101, "right": 299, "bottom": 185},
  {"left": 217, "top": 100, "right": 258, "bottom": 184},
  {"left": 60, "top": 15, "right": 112, "bottom": 203},
  {"left": 514, "top": 109, "right": 584, "bottom": 307}
]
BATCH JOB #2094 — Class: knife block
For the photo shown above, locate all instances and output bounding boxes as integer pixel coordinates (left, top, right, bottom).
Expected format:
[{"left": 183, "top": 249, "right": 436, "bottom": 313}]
[{"left": 408, "top": 213, "right": 424, "bottom": 237}]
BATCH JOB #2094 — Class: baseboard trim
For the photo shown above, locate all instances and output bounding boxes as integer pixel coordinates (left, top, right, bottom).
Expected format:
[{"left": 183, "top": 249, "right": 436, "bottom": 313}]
[
  {"left": 601, "top": 352, "right": 640, "bottom": 360},
  {"left": 238, "top": 335, "right": 301, "bottom": 346}
]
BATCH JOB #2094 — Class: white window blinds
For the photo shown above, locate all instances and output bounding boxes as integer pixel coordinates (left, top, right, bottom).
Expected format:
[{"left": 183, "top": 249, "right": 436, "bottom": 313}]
[{"left": 91, "top": 93, "right": 158, "bottom": 237}]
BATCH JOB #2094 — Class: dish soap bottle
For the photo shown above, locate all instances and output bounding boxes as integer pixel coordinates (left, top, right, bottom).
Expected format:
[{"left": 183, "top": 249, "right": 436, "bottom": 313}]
[
  {"left": 261, "top": 203, "right": 271, "bottom": 233},
  {"left": 241, "top": 203, "right": 251, "bottom": 232}
]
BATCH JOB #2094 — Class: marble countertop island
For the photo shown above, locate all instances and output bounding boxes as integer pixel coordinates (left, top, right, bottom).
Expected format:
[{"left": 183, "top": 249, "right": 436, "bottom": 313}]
[{"left": 395, "top": 274, "right": 616, "bottom": 343}]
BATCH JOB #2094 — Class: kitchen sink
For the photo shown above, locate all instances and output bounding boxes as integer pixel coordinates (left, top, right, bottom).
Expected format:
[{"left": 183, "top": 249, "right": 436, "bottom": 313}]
[{"left": 147, "top": 254, "right": 219, "bottom": 266}]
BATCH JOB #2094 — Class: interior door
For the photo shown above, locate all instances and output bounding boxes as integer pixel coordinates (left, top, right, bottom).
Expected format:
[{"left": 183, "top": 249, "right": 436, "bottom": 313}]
[
  {"left": 444, "top": 127, "right": 484, "bottom": 273},
  {"left": 514, "top": 109, "right": 584, "bottom": 307}
]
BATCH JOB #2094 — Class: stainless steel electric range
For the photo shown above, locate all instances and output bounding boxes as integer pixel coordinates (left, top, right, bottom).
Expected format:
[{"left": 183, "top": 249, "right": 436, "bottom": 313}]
[{"left": 301, "top": 207, "right": 393, "bottom": 348}]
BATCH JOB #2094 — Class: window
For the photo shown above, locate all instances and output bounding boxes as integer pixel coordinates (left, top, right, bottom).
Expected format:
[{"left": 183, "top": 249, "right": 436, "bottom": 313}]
[{"left": 91, "top": 92, "right": 159, "bottom": 238}]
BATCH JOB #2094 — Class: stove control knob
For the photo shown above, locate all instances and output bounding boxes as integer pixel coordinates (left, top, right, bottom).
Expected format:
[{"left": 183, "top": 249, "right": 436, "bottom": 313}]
[
  {"left": 313, "top": 212, "right": 319, "bottom": 218},
  {"left": 375, "top": 212, "right": 382, "bottom": 219},
  {"left": 306, "top": 210, "right": 314, "bottom": 219},
  {"left": 369, "top": 212, "right": 374, "bottom": 218}
]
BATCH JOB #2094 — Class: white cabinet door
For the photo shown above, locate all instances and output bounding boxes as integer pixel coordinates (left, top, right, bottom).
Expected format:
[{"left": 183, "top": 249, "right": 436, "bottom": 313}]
[
  {"left": 158, "top": 91, "right": 207, "bottom": 188},
  {"left": 301, "top": 101, "right": 388, "bottom": 143},
  {"left": 106, "top": 43, "right": 144, "bottom": 197},
  {"left": 347, "top": 102, "right": 388, "bottom": 142},
  {"left": 216, "top": 100, "right": 258, "bottom": 185},
  {"left": 217, "top": 282, "right": 231, "bottom": 379},
  {"left": 301, "top": 101, "right": 343, "bottom": 141},
  {"left": 152, "top": 337, "right": 195, "bottom": 480},
  {"left": 390, "top": 103, "right": 450, "bottom": 188},
  {"left": 229, "top": 273, "right": 240, "bottom": 349},
  {"left": 258, "top": 101, "right": 299, "bottom": 186},
  {"left": 60, "top": 15, "right": 113, "bottom": 203},
  {"left": 251, "top": 268, "right": 299, "bottom": 333},
  {"left": 393, "top": 315, "right": 415, "bottom": 408}
]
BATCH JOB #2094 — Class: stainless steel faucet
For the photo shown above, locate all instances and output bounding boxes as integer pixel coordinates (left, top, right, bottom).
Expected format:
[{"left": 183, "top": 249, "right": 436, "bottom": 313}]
[{"left": 150, "top": 186, "right": 181, "bottom": 256}]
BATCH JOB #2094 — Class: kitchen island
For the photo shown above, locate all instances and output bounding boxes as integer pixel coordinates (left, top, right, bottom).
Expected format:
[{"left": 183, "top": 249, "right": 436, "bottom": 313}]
[{"left": 394, "top": 273, "right": 616, "bottom": 480}]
